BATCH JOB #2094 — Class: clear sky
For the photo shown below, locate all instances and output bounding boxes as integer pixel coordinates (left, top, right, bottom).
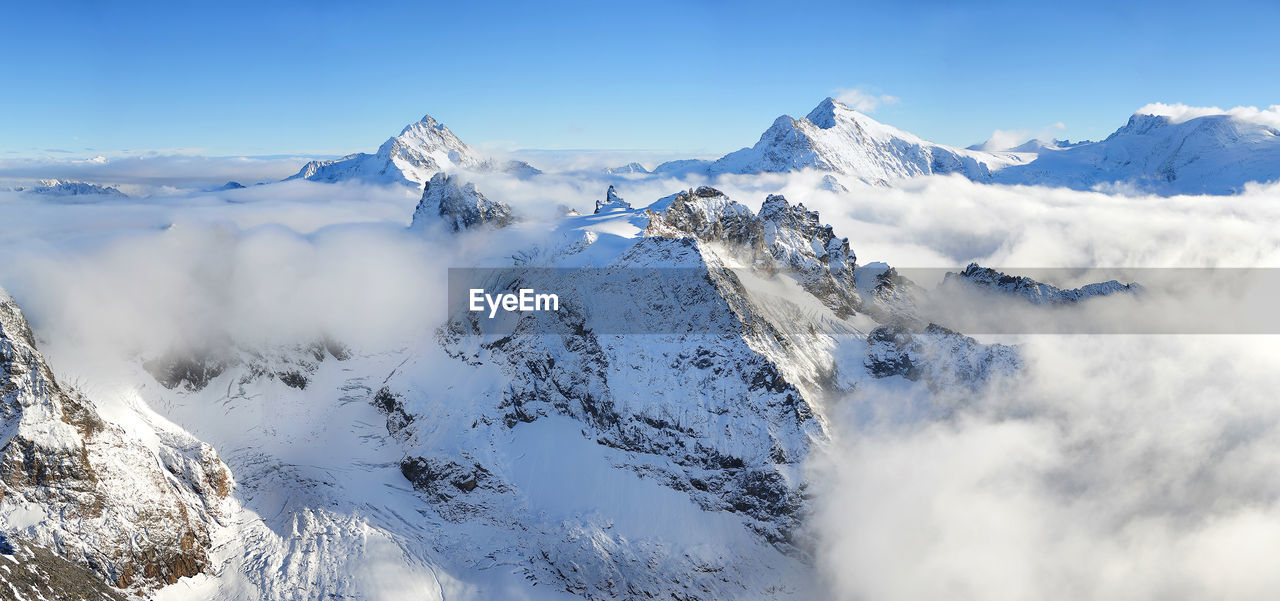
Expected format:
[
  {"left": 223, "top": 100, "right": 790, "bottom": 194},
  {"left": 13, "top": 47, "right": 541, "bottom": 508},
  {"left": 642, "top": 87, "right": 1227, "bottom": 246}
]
[{"left": 3, "top": 0, "right": 1278, "bottom": 158}]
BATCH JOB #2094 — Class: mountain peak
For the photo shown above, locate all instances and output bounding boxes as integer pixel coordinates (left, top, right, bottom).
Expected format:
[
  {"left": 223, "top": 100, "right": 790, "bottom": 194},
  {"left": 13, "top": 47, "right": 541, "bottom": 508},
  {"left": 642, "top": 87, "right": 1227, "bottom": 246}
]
[
  {"left": 411, "top": 172, "right": 512, "bottom": 232},
  {"left": 804, "top": 97, "right": 853, "bottom": 129},
  {"left": 1111, "top": 113, "right": 1173, "bottom": 138}
]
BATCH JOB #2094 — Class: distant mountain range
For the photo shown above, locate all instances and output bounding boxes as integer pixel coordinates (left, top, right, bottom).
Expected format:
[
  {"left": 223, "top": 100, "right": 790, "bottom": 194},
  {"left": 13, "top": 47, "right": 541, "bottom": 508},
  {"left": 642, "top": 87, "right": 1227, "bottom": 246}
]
[
  {"left": 278, "top": 98, "right": 1280, "bottom": 196},
  {"left": 991, "top": 112, "right": 1280, "bottom": 194}
]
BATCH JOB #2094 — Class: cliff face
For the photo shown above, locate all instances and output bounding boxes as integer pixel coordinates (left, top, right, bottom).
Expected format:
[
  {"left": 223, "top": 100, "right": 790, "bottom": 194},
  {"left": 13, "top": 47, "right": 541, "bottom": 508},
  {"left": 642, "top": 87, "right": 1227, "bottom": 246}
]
[{"left": 0, "top": 288, "right": 233, "bottom": 593}]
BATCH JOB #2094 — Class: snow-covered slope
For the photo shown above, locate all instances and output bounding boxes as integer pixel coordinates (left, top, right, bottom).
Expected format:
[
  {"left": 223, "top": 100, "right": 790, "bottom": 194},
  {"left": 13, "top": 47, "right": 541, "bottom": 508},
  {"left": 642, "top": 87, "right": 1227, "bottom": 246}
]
[
  {"left": 3, "top": 183, "right": 1029, "bottom": 601},
  {"left": 604, "top": 162, "right": 650, "bottom": 175},
  {"left": 593, "top": 184, "right": 631, "bottom": 213},
  {"left": 284, "top": 115, "right": 539, "bottom": 188},
  {"left": 0, "top": 287, "right": 234, "bottom": 595},
  {"left": 995, "top": 111, "right": 1280, "bottom": 194},
  {"left": 653, "top": 98, "right": 1030, "bottom": 184}
]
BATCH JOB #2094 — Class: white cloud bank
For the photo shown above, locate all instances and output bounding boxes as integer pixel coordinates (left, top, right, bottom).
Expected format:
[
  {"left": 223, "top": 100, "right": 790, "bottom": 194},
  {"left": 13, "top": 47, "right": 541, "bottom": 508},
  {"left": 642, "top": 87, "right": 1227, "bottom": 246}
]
[
  {"left": 4, "top": 169, "right": 1280, "bottom": 601},
  {"left": 0, "top": 151, "right": 322, "bottom": 193},
  {"left": 811, "top": 333, "right": 1280, "bottom": 601},
  {"left": 832, "top": 86, "right": 900, "bottom": 114}
]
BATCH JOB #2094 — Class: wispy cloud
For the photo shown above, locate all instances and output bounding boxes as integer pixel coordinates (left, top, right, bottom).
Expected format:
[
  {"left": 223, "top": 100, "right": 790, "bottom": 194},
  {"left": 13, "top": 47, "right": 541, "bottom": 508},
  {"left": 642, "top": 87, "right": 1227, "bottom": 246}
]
[
  {"left": 832, "top": 86, "right": 900, "bottom": 113},
  {"left": 973, "top": 122, "right": 1068, "bottom": 151},
  {"left": 0, "top": 151, "right": 327, "bottom": 192}
]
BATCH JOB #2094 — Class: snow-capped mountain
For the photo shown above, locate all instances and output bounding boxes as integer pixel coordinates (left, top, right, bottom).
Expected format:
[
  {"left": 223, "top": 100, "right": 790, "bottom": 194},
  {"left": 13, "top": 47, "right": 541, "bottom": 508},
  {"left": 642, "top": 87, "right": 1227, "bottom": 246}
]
[
  {"left": 995, "top": 111, "right": 1280, "bottom": 194},
  {"left": 653, "top": 98, "right": 1030, "bottom": 185},
  {"left": 18, "top": 179, "right": 128, "bottom": 197},
  {"left": 604, "top": 162, "right": 650, "bottom": 175},
  {"left": 284, "top": 115, "right": 539, "bottom": 187},
  {"left": 0, "top": 178, "right": 1035, "bottom": 600}
]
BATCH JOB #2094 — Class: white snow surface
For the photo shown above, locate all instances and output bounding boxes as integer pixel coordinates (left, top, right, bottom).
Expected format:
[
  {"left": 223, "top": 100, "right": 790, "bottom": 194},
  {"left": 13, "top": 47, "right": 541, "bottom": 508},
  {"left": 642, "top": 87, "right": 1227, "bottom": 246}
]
[
  {"left": 284, "top": 115, "right": 487, "bottom": 187},
  {"left": 995, "top": 111, "right": 1280, "bottom": 194},
  {"left": 653, "top": 97, "right": 1031, "bottom": 185}
]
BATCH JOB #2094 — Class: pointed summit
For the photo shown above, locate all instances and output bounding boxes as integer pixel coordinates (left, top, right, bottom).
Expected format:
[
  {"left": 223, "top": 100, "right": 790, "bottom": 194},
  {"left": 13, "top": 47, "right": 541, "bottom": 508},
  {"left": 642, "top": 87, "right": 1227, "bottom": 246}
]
[
  {"left": 651, "top": 97, "right": 1022, "bottom": 182},
  {"left": 411, "top": 173, "right": 512, "bottom": 232},
  {"left": 804, "top": 97, "right": 847, "bottom": 129},
  {"left": 286, "top": 113, "right": 487, "bottom": 187}
]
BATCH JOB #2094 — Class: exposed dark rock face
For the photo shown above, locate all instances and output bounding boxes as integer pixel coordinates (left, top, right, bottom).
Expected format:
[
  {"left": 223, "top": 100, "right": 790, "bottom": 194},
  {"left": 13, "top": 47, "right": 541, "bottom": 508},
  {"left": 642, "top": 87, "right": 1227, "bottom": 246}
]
[
  {"left": 594, "top": 185, "right": 633, "bottom": 213},
  {"left": 432, "top": 229, "right": 822, "bottom": 549},
  {"left": 144, "top": 337, "right": 350, "bottom": 392},
  {"left": 411, "top": 172, "right": 512, "bottom": 232},
  {"left": 371, "top": 386, "right": 414, "bottom": 438},
  {"left": 27, "top": 179, "right": 127, "bottom": 198},
  {"left": 943, "top": 263, "right": 1140, "bottom": 304},
  {"left": 645, "top": 187, "right": 859, "bottom": 316},
  {"left": 1, "top": 288, "right": 233, "bottom": 593},
  {"left": 865, "top": 323, "right": 1019, "bottom": 390},
  {"left": 0, "top": 535, "right": 129, "bottom": 601}
]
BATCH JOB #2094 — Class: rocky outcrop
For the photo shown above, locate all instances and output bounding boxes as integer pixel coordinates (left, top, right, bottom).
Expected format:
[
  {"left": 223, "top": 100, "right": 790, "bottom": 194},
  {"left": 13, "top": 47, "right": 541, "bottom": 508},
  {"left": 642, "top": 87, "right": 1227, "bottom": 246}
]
[
  {"left": 143, "top": 336, "right": 349, "bottom": 392},
  {"left": 645, "top": 186, "right": 859, "bottom": 316},
  {"left": 864, "top": 323, "right": 1018, "bottom": 390},
  {"left": 594, "top": 185, "right": 632, "bottom": 213},
  {"left": 943, "top": 263, "right": 1139, "bottom": 304},
  {"left": 410, "top": 173, "right": 512, "bottom": 232},
  {"left": 0, "top": 287, "right": 233, "bottom": 593},
  {"left": 0, "top": 534, "right": 128, "bottom": 601}
]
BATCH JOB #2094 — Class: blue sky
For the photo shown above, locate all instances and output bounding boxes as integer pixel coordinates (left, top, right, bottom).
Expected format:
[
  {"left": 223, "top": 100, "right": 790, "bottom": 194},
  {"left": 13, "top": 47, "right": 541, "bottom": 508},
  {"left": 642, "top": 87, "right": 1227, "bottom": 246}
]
[{"left": 3, "top": 0, "right": 1278, "bottom": 158}]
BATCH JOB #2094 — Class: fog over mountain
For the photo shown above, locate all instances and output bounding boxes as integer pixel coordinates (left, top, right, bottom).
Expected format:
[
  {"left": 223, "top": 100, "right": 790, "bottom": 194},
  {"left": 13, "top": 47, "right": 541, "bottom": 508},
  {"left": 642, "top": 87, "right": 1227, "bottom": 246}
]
[{"left": 4, "top": 97, "right": 1280, "bottom": 600}]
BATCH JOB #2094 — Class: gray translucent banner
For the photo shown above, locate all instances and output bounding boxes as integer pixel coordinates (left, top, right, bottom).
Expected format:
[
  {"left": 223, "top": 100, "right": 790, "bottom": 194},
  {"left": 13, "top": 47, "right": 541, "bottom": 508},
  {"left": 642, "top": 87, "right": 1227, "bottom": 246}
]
[{"left": 446, "top": 267, "right": 1280, "bottom": 335}]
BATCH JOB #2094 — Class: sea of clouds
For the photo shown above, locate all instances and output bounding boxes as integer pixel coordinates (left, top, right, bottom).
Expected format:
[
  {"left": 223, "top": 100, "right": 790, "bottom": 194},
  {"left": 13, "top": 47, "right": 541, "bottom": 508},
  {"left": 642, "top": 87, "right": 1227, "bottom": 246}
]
[{"left": 2, "top": 162, "right": 1279, "bottom": 600}]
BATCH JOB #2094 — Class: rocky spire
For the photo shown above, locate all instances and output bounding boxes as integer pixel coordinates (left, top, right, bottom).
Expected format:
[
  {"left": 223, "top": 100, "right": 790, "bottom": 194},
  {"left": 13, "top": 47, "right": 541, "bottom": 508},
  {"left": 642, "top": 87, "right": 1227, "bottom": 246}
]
[
  {"left": 411, "top": 172, "right": 512, "bottom": 232},
  {"left": 594, "top": 185, "right": 632, "bottom": 214}
]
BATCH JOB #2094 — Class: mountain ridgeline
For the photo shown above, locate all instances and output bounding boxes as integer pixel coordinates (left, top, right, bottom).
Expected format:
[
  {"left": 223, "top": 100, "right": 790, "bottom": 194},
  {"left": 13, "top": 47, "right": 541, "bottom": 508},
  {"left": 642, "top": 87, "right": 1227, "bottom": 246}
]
[{"left": 280, "top": 98, "right": 1280, "bottom": 196}]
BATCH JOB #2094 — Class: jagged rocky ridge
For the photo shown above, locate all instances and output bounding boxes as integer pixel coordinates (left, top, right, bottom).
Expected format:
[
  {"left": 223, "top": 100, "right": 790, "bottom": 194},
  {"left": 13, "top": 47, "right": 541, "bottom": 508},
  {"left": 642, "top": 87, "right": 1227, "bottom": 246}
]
[
  {"left": 0, "top": 533, "right": 128, "bottom": 601},
  {"left": 368, "top": 184, "right": 1021, "bottom": 598},
  {"left": 943, "top": 263, "right": 1139, "bottom": 304},
  {"left": 410, "top": 172, "right": 513, "bottom": 232},
  {"left": 18, "top": 179, "right": 127, "bottom": 198},
  {"left": 4, "top": 183, "right": 1033, "bottom": 601},
  {"left": 0, "top": 288, "right": 233, "bottom": 594}
]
